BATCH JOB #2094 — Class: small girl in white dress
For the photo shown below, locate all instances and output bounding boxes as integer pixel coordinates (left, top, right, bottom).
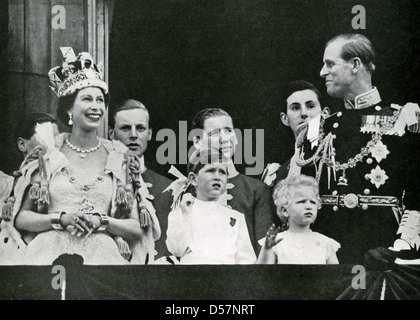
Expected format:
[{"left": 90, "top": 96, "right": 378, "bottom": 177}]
[
  {"left": 165, "top": 148, "right": 256, "bottom": 264},
  {"left": 257, "top": 175, "right": 340, "bottom": 264}
]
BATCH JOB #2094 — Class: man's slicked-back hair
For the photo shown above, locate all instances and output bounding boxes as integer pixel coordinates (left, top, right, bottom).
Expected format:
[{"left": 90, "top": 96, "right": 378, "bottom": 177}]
[
  {"left": 282, "top": 80, "right": 322, "bottom": 112},
  {"left": 110, "top": 99, "right": 150, "bottom": 129},
  {"left": 191, "top": 108, "right": 232, "bottom": 132},
  {"left": 327, "top": 33, "right": 376, "bottom": 74}
]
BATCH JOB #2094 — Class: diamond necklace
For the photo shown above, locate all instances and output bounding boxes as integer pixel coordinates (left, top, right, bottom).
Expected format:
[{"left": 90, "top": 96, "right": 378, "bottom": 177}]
[{"left": 65, "top": 138, "right": 101, "bottom": 158}]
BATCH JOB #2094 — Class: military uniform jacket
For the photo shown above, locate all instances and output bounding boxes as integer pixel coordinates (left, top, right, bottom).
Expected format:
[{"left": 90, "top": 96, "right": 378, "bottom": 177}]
[{"left": 299, "top": 88, "right": 420, "bottom": 264}]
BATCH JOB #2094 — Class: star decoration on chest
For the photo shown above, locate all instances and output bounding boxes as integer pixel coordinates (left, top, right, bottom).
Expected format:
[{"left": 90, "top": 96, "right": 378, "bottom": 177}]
[
  {"left": 366, "top": 165, "right": 389, "bottom": 189},
  {"left": 369, "top": 140, "right": 390, "bottom": 163}
]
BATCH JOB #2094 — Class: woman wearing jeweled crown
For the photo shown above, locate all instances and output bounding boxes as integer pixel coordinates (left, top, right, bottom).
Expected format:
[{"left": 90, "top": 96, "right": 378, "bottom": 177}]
[{"left": 13, "top": 47, "right": 160, "bottom": 265}]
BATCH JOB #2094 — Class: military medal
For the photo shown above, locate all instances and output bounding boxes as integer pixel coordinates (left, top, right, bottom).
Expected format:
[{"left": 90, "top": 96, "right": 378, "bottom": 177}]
[
  {"left": 369, "top": 140, "right": 389, "bottom": 163},
  {"left": 295, "top": 107, "right": 402, "bottom": 189},
  {"left": 337, "top": 170, "right": 348, "bottom": 186},
  {"left": 365, "top": 165, "right": 389, "bottom": 189}
]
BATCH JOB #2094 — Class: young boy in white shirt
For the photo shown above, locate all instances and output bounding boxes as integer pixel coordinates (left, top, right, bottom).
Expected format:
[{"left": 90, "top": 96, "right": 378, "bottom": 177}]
[{"left": 166, "top": 148, "right": 256, "bottom": 264}]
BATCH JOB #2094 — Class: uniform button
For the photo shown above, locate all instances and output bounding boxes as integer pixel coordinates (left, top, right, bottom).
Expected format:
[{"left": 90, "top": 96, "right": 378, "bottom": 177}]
[
  {"left": 337, "top": 111, "right": 342, "bottom": 117},
  {"left": 375, "top": 106, "right": 382, "bottom": 111},
  {"left": 362, "top": 204, "right": 369, "bottom": 210},
  {"left": 333, "top": 206, "right": 339, "bottom": 212},
  {"left": 364, "top": 188, "right": 370, "bottom": 195},
  {"left": 366, "top": 158, "right": 373, "bottom": 164},
  {"left": 333, "top": 123, "right": 339, "bottom": 129},
  {"left": 332, "top": 190, "right": 338, "bottom": 195},
  {"left": 365, "top": 174, "right": 370, "bottom": 180}
]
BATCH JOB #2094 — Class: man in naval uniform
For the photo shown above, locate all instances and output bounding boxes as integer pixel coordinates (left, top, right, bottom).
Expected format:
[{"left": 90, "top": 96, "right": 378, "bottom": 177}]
[
  {"left": 109, "top": 100, "right": 173, "bottom": 262},
  {"left": 297, "top": 33, "right": 420, "bottom": 265}
]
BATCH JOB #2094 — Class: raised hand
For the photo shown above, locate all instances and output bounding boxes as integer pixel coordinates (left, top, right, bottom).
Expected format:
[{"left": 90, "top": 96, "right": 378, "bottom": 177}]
[
  {"left": 180, "top": 193, "right": 195, "bottom": 218},
  {"left": 264, "top": 224, "right": 283, "bottom": 249}
]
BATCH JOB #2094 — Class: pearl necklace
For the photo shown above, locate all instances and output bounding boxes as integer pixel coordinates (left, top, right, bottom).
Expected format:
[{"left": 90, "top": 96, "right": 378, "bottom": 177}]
[{"left": 65, "top": 139, "right": 101, "bottom": 158}]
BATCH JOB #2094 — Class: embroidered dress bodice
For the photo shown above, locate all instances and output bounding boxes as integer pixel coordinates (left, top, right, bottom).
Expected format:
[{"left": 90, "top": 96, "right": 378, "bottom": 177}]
[
  {"left": 23, "top": 153, "right": 128, "bottom": 265},
  {"left": 49, "top": 162, "right": 113, "bottom": 216}
]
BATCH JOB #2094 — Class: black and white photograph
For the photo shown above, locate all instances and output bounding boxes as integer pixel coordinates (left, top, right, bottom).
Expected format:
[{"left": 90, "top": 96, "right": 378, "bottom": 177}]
[{"left": 0, "top": 0, "right": 419, "bottom": 304}]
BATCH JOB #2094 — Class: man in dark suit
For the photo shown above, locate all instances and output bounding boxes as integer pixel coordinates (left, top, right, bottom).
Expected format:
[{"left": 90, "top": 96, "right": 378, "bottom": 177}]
[
  {"left": 109, "top": 100, "right": 173, "bottom": 262},
  {"left": 262, "top": 80, "right": 329, "bottom": 188}
]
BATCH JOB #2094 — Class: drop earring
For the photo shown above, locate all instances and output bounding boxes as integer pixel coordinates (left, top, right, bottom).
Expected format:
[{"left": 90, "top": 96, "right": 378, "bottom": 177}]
[{"left": 68, "top": 113, "right": 73, "bottom": 126}]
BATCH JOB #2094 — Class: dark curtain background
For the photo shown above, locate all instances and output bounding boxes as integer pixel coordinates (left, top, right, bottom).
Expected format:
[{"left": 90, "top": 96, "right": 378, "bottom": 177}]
[{"left": 109, "top": 0, "right": 420, "bottom": 178}]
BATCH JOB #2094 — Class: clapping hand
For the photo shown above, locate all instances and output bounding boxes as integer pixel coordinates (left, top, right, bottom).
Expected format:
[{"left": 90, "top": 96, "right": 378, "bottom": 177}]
[{"left": 264, "top": 224, "right": 283, "bottom": 249}]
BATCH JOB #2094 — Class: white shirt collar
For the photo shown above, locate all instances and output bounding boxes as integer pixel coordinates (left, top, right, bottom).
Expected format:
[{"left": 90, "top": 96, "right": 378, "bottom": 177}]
[{"left": 139, "top": 155, "right": 146, "bottom": 174}]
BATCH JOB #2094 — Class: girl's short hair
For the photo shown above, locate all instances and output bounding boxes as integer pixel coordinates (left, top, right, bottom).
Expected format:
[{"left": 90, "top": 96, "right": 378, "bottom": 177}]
[
  {"left": 273, "top": 175, "right": 321, "bottom": 222},
  {"left": 56, "top": 87, "right": 110, "bottom": 126}
]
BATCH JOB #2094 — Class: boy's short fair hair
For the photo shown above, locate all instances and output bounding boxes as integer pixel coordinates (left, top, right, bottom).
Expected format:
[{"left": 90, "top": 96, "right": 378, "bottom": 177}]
[
  {"left": 273, "top": 175, "right": 321, "bottom": 221},
  {"left": 187, "top": 147, "right": 227, "bottom": 175}
]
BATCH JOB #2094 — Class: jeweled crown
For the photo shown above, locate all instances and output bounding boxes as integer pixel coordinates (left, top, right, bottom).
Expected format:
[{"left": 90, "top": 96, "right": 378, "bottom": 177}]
[{"left": 48, "top": 47, "right": 108, "bottom": 98}]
